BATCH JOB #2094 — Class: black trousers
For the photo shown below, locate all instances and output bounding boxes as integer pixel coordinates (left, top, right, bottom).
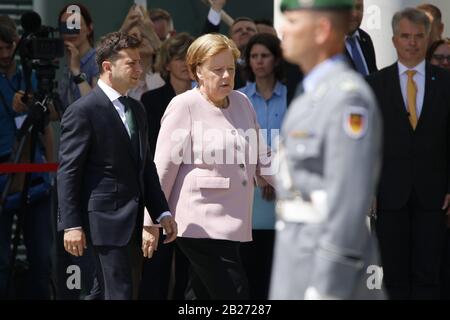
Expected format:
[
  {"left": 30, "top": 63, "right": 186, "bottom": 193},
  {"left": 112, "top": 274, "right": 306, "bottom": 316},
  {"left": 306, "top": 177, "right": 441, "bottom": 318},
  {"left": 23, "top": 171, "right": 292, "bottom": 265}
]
[
  {"left": 91, "top": 232, "right": 142, "bottom": 300},
  {"left": 240, "top": 230, "right": 275, "bottom": 300},
  {"left": 177, "top": 237, "right": 249, "bottom": 300},
  {"left": 441, "top": 229, "right": 450, "bottom": 299},
  {"left": 139, "top": 228, "right": 190, "bottom": 300},
  {"left": 376, "top": 190, "right": 446, "bottom": 299}
]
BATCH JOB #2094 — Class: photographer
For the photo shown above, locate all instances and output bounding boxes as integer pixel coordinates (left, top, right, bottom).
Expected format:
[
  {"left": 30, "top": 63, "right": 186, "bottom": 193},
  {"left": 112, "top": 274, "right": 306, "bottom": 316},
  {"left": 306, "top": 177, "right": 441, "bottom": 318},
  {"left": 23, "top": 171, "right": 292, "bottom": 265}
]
[
  {"left": 0, "top": 21, "right": 53, "bottom": 299},
  {"left": 57, "top": 4, "right": 98, "bottom": 110}
]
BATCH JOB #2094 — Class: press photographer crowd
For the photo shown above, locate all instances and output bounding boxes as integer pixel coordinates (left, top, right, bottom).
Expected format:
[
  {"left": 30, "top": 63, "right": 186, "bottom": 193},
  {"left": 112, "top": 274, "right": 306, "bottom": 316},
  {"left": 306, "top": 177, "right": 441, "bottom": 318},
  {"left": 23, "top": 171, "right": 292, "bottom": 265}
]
[{"left": 1, "top": 0, "right": 450, "bottom": 300}]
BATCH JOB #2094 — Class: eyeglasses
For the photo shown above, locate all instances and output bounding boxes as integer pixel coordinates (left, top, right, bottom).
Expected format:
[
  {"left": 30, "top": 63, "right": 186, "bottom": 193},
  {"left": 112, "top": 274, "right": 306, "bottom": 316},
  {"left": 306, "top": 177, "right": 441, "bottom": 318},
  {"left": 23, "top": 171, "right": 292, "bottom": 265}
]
[{"left": 432, "top": 54, "right": 450, "bottom": 63}]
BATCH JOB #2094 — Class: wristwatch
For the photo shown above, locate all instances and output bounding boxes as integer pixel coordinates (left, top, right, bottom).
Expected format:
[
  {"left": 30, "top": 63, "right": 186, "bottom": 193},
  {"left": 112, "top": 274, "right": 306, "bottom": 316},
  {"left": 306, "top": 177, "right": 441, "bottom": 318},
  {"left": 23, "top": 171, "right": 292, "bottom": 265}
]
[{"left": 72, "top": 72, "right": 87, "bottom": 84}]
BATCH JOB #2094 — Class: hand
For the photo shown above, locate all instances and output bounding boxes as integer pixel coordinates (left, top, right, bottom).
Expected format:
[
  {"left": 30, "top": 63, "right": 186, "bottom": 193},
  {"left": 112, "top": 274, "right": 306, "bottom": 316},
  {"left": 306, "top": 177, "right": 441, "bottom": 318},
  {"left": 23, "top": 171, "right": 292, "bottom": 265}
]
[
  {"left": 12, "top": 90, "right": 31, "bottom": 113},
  {"left": 159, "top": 216, "right": 177, "bottom": 244},
  {"left": 120, "top": 4, "right": 144, "bottom": 31},
  {"left": 142, "top": 226, "right": 159, "bottom": 258},
  {"left": 261, "top": 185, "right": 276, "bottom": 201},
  {"left": 442, "top": 193, "right": 450, "bottom": 216},
  {"left": 64, "top": 229, "right": 87, "bottom": 257},
  {"left": 64, "top": 41, "right": 81, "bottom": 75},
  {"left": 209, "top": 0, "right": 227, "bottom": 12},
  {"left": 136, "top": 4, "right": 155, "bottom": 28}
]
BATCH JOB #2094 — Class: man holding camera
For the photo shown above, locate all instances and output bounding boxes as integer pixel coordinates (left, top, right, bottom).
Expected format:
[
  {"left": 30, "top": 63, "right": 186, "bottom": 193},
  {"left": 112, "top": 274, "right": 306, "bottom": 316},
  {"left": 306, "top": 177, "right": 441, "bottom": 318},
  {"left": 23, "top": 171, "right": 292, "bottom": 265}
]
[{"left": 0, "top": 21, "right": 54, "bottom": 299}]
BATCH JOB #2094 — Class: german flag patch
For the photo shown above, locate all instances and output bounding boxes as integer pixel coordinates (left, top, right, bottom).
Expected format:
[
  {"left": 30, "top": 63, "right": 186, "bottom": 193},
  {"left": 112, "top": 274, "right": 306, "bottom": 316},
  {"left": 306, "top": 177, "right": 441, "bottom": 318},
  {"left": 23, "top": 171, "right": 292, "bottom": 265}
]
[{"left": 343, "top": 106, "right": 368, "bottom": 139}]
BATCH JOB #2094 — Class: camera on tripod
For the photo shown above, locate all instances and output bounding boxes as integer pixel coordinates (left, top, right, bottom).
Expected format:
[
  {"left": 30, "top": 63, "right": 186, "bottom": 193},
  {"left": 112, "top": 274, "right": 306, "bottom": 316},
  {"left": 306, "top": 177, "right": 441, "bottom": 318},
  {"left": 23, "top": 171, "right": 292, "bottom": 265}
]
[{"left": 18, "top": 11, "right": 65, "bottom": 130}]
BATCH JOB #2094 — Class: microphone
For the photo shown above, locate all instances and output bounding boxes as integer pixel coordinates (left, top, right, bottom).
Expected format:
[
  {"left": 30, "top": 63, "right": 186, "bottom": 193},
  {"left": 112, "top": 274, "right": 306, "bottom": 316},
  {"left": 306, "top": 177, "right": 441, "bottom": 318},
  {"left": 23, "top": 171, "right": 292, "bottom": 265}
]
[{"left": 20, "top": 11, "right": 42, "bottom": 35}]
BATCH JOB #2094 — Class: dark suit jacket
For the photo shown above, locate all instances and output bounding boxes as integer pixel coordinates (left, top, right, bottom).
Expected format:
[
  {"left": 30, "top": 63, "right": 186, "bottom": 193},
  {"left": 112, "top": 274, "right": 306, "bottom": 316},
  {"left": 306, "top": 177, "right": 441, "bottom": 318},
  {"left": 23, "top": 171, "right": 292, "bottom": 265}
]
[
  {"left": 57, "top": 85, "right": 169, "bottom": 246},
  {"left": 345, "top": 28, "right": 378, "bottom": 75},
  {"left": 284, "top": 61, "right": 304, "bottom": 105},
  {"left": 141, "top": 82, "right": 176, "bottom": 157},
  {"left": 366, "top": 62, "right": 450, "bottom": 210}
]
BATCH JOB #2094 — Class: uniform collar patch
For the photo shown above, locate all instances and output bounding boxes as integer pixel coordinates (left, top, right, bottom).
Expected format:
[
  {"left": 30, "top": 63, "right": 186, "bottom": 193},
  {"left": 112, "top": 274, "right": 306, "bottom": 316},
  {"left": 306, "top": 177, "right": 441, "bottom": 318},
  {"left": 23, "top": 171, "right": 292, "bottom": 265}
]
[{"left": 343, "top": 106, "right": 368, "bottom": 139}]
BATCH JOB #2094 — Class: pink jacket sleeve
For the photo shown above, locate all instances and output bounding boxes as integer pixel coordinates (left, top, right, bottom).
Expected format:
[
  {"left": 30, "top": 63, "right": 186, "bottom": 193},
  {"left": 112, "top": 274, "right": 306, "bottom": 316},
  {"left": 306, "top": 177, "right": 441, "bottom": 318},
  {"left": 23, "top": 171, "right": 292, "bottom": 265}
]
[{"left": 144, "top": 95, "right": 192, "bottom": 226}]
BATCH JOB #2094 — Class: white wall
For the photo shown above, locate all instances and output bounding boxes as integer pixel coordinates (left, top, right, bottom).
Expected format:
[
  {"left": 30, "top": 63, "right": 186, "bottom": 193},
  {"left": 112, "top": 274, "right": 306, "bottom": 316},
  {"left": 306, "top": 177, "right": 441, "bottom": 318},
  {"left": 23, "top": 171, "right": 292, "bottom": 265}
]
[{"left": 274, "top": 0, "right": 450, "bottom": 69}]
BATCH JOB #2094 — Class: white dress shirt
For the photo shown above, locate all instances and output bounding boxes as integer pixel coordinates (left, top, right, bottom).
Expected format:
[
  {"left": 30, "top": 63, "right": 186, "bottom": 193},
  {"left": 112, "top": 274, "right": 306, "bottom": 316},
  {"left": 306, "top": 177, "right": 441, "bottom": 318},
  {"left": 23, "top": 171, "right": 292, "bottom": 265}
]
[
  {"left": 97, "top": 79, "right": 132, "bottom": 137},
  {"left": 208, "top": 7, "right": 221, "bottom": 26},
  {"left": 398, "top": 60, "right": 426, "bottom": 117}
]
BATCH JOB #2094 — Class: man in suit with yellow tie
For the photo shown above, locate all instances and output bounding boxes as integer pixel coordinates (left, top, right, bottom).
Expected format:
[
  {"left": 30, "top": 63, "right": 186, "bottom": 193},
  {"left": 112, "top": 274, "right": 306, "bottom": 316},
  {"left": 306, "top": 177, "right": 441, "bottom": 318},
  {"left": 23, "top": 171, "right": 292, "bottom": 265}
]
[{"left": 367, "top": 8, "right": 450, "bottom": 300}]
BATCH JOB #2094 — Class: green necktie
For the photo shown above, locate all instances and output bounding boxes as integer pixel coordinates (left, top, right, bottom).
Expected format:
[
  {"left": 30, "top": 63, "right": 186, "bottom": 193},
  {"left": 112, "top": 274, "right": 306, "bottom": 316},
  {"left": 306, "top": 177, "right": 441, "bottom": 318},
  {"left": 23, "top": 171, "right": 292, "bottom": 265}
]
[{"left": 119, "top": 96, "right": 140, "bottom": 161}]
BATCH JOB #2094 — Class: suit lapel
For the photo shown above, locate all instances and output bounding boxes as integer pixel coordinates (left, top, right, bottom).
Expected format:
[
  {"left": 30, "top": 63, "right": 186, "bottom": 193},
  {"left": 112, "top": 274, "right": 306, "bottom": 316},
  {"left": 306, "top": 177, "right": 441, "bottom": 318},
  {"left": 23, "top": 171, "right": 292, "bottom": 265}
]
[
  {"left": 344, "top": 48, "right": 356, "bottom": 71},
  {"left": 358, "top": 34, "right": 372, "bottom": 72},
  {"left": 93, "top": 86, "right": 138, "bottom": 168},
  {"left": 128, "top": 101, "right": 145, "bottom": 167},
  {"left": 345, "top": 31, "right": 370, "bottom": 74},
  {"left": 416, "top": 63, "right": 436, "bottom": 131}
]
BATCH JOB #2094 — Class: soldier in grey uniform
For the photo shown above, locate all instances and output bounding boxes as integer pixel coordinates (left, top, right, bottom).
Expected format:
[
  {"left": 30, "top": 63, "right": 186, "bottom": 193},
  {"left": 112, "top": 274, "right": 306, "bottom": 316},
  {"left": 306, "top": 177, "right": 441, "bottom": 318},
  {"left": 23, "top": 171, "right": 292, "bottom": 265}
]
[{"left": 269, "top": 0, "right": 386, "bottom": 299}]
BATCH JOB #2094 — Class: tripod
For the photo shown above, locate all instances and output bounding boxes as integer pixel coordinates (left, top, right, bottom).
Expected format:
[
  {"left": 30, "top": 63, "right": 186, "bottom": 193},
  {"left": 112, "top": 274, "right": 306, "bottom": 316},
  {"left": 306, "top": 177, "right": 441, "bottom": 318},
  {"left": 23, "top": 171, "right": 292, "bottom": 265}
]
[{"left": 0, "top": 93, "right": 57, "bottom": 299}]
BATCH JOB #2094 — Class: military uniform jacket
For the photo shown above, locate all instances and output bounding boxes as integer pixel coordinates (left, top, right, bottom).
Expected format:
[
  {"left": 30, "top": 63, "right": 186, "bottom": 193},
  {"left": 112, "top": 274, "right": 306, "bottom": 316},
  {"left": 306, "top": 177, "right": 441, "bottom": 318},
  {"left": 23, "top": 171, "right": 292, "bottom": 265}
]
[{"left": 272, "top": 59, "right": 385, "bottom": 299}]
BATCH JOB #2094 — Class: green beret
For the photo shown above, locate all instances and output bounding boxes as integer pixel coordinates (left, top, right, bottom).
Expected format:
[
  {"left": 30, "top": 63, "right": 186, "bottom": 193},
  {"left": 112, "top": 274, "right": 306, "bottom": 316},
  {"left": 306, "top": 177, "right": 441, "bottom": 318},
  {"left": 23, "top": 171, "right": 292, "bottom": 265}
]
[{"left": 280, "top": 0, "right": 354, "bottom": 12}]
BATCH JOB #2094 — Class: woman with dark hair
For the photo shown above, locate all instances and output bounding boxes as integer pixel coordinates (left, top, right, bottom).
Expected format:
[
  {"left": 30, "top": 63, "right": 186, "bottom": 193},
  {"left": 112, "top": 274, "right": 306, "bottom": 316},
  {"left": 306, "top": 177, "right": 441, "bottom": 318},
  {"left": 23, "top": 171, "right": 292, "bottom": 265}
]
[
  {"left": 58, "top": 3, "right": 98, "bottom": 110},
  {"left": 238, "top": 32, "right": 287, "bottom": 299},
  {"left": 139, "top": 32, "right": 193, "bottom": 299},
  {"left": 427, "top": 38, "right": 450, "bottom": 70}
]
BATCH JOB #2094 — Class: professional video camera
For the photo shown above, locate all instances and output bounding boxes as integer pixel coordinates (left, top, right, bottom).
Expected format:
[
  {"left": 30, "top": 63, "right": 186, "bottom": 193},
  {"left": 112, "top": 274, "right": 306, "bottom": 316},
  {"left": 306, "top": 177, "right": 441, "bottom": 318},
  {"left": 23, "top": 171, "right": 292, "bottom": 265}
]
[{"left": 17, "top": 11, "right": 65, "bottom": 127}]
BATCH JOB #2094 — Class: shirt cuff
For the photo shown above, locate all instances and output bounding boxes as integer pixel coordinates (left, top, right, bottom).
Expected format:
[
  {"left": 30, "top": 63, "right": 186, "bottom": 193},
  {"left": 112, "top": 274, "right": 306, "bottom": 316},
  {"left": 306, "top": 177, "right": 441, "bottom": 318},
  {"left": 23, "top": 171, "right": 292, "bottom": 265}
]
[
  {"left": 208, "top": 7, "right": 221, "bottom": 26},
  {"left": 64, "top": 227, "right": 82, "bottom": 232},
  {"left": 156, "top": 211, "right": 172, "bottom": 223}
]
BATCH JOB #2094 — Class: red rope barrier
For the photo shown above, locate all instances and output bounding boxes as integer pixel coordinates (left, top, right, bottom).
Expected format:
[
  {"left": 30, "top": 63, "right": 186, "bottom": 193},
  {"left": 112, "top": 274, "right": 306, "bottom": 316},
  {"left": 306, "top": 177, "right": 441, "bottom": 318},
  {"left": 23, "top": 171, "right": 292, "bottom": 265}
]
[{"left": 0, "top": 163, "right": 59, "bottom": 173}]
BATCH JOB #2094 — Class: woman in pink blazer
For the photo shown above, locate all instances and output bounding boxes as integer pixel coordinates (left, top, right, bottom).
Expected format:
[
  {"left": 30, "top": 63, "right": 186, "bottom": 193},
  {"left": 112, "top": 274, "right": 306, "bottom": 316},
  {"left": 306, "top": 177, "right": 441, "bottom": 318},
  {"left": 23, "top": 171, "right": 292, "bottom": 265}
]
[{"left": 144, "top": 33, "right": 273, "bottom": 299}]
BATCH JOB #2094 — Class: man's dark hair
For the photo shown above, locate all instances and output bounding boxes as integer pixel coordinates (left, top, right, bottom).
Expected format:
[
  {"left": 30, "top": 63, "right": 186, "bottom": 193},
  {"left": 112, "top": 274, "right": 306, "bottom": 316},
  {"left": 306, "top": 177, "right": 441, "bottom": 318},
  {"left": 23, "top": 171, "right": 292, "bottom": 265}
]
[
  {"left": 243, "top": 33, "right": 284, "bottom": 83},
  {"left": 0, "top": 15, "right": 17, "bottom": 33},
  {"left": 149, "top": 8, "right": 172, "bottom": 22},
  {"left": 254, "top": 18, "right": 273, "bottom": 27},
  {"left": 231, "top": 17, "right": 256, "bottom": 28},
  {"left": 96, "top": 32, "right": 140, "bottom": 74},
  {"left": 0, "top": 25, "right": 16, "bottom": 44}
]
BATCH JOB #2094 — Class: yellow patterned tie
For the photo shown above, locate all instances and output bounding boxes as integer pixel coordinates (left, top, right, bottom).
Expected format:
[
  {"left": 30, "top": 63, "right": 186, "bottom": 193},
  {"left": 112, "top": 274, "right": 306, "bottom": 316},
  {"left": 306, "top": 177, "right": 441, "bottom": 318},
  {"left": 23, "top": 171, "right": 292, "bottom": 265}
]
[{"left": 406, "top": 70, "right": 418, "bottom": 130}]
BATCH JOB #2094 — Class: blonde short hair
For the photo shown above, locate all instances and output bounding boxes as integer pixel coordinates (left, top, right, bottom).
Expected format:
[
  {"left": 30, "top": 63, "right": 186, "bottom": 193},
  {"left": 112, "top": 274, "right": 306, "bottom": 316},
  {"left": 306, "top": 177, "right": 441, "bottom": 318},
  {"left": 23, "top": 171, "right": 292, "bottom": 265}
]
[{"left": 186, "top": 33, "right": 240, "bottom": 82}]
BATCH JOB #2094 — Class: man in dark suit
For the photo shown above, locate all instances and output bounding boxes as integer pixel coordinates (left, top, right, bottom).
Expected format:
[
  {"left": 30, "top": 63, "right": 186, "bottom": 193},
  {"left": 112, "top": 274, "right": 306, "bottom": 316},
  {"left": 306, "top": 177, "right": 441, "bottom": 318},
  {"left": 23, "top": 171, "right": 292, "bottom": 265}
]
[
  {"left": 367, "top": 8, "right": 450, "bottom": 299},
  {"left": 57, "top": 32, "right": 177, "bottom": 300},
  {"left": 345, "top": 0, "right": 377, "bottom": 75}
]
